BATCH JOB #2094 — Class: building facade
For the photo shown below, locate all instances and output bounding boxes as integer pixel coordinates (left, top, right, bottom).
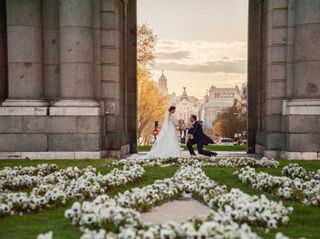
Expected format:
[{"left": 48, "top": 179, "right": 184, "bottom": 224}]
[
  {"left": 0, "top": 0, "right": 319, "bottom": 159},
  {"left": 201, "top": 85, "right": 240, "bottom": 130},
  {"left": 169, "top": 87, "right": 201, "bottom": 124}
]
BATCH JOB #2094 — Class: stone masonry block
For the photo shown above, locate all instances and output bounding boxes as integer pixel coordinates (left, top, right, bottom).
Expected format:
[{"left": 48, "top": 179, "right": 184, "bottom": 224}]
[
  {"left": 271, "top": 81, "right": 286, "bottom": 98},
  {"left": 7, "top": 0, "right": 41, "bottom": 26},
  {"left": 101, "top": 82, "right": 120, "bottom": 100},
  {"left": 271, "top": 0, "right": 288, "bottom": 9},
  {"left": 0, "top": 134, "right": 47, "bottom": 151},
  {"left": 23, "top": 116, "right": 101, "bottom": 134},
  {"left": 101, "top": 65, "right": 120, "bottom": 82},
  {"left": 101, "top": 12, "right": 120, "bottom": 29},
  {"left": 271, "top": 46, "right": 286, "bottom": 62},
  {"left": 60, "top": 63, "right": 94, "bottom": 98},
  {"left": 8, "top": 63, "right": 43, "bottom": 98},
  {"left": 294, "top": 61, "right": 320, "bottom": 98},
  {"left": 287, "top": 115, "right": 319, "bottom": 133},
  {"left": 295, "top": 24, "right": 320, "bottom": 61},
  {"left": 60, "top": 0, "right": 93, "bottom": 27},
  {"left": 272, "top": 64, "right": 286, "bottom": 79},
  {"left": 265, "top": 115, "right": 281, "bottom": 132},
  {"left": 271, "top": 99, "right": 283, "bottom": 114},
  {"left": 295, "top": 0, "right": 320, "bottom": 25},
  {"left": 60, "top": 28, "right": 93, "bottom": 63},
  {"left": 286, "top": 133, "right": 320, "bottom": 152},
  {"left": 272, "top": 9, "right": 288, "bottom": 27},
  {"left": 272, "top": 28, "right": 287, "bottom": 45},
  {"left": 43, "top": 29, "right": 60, "bottom": 64},
  {"left": 42, "top": 0, "right": 59, "bottom": 28},
  {"left": 0, "top": 116, "right": 23, "bottom": 133},
  {"left": 101, "top": 47, "right": 120, "bottom": 65},
  {"left": 49, "top": 134, "right": 100, "bottom": 151},
  {"left": 101, "top": 0, "right": 121, "bottom": 13},
  {"left": 7, "top": 26, "right": 42, "bottom": 62},
  {"left": 265, "top": 133, "right": 285, "bottom": 149}
]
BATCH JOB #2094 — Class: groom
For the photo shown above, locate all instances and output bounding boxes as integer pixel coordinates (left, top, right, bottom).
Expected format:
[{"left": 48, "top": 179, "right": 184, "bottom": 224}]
[{"left": 187, "top": 115, "right": 217, "bottom": 157}]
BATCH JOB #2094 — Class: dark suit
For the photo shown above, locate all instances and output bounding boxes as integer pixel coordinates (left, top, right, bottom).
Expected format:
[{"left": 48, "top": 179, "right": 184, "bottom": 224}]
[{"left": 187, "top": 121, "right": 215, "bottom": 157}]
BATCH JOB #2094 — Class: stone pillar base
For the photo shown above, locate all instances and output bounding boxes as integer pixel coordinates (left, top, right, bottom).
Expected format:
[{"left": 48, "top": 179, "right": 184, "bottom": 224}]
[
  {"left": 50, "top": 100, "right": 101, "bottom": 116},
  {"left": 255, "top": 144, "right": 319, "bottom": 160},
  {"left": 0, "top": 151, "right": 108, "bottom": 160},
  {"left": 109, "top": 144, "right": 131, "bottom": 158},
  {"left": 2, "top": 99, "right": 49, "bottom": 107},
  {"left": 280, "top": 151, "right": 319, "bottom": 160},
  {"left": 0, "top": 106, "right": 48, "bottom": 116}
]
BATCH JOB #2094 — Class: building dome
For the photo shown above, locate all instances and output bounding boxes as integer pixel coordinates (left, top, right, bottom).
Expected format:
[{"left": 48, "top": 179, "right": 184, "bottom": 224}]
[
  {"left": 180, "top": 87, "right": 189, "bottom": 101},
  {"left": 209, "top": 85, "right": 217, "bottom": 92}
]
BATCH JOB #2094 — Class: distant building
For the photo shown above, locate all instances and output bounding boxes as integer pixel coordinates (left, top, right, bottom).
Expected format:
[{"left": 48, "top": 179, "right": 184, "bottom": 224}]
[
  {"left": 201, "top": 85, "right": 240, "bottom": 130},
  {"left": 169, "top": 87, "right": 202, "bottom": 124},
  {"left": 158, "top": 70, "right": 168, "bottom": 96}
]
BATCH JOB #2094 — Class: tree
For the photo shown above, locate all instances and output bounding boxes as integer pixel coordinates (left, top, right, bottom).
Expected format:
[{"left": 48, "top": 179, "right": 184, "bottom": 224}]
[
  {"left": 137, "top": 24, "right": 158, "bottom": 68},
  {"left": 137, "top": 24, "right": 167, "bottom": 144},
  {"left": 137, "top": 65, "right": 167, "bottom": 144},
  {"left": 212, "top": 84, "right": 247, "bottom": 139}
]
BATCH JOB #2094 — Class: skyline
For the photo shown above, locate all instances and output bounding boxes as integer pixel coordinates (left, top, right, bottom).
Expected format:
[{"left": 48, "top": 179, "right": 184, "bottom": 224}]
[{"left": 137, "top": 0, "right": 248, "bottom": 98}]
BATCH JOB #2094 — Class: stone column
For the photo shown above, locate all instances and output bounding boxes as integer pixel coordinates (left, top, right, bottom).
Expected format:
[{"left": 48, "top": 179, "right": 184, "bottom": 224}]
[
  {"left": 2, "top": 0, "right": 47, "bottom": 107},
  {"left": 281, "top": 0, "right": 320, "bottom": 159},
  {"left": 52, "top": 0, "right": 99, "bottom": 114},
  {"left": 127, "top": 0, "right": 137, "bottom": 153},
  {"left": 0, "top": 1, "right": 7, "bottom": 103},
  {"left": 101, "top": 0, "right": 128, "bottom": 156},
  {"left": 43, "top": 0, "right": 60, "bottom": 101},
  {"left": 247, "top": 0, "right": 261, "bottom": 154}
]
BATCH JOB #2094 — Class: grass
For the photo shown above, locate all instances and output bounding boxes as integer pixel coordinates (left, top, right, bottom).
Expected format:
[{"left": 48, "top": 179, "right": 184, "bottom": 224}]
[
  {"left": 138, "top": 144, "right": 247, "bottom": 152},
  {"left": 204, "top": 161, "right": 320, "bottom": 239},
  {"left": 0, "top": 159, "right": 319, "bottom": 239}
]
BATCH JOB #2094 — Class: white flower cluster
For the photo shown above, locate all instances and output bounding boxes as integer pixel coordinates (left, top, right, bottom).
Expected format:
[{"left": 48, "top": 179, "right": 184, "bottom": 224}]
[
  {"left": 281, "top": 163, "right": 320, "bottom": 180},
  {"left": 0, "top": 164, "right": 144, "bottom": 216},
  {"left": 112, "top": 156, "right": 279, "bottom": 168},
  {"left": 236, "top": 166, "right": 320, "bottom": 206},
  {"left": 65, "top": 165, "right": 292, "bottom": 239},
  {"left": 0, "top": 163, "right": 59, "bottom": 190}
]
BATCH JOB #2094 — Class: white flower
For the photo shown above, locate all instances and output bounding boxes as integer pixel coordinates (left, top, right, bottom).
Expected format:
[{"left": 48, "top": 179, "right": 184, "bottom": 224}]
[{"left": 36, "top": 231, "right": 53, "bottom": 239}]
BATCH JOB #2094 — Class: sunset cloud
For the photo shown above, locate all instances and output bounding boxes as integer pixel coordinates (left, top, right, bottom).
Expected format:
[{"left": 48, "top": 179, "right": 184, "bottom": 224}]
[{"left": 153, "top": 39, "right": 247, "bottom": 74}]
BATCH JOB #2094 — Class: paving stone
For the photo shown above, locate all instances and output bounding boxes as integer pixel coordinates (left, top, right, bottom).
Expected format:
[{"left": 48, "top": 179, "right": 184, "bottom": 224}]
[{"left": 141, "top": 199, "right": 212, "bottom": 224}]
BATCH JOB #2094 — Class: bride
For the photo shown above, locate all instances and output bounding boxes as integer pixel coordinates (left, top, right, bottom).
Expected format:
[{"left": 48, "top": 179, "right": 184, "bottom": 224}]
[{"left": 147, "top": 106, "right": 182, "bottom": 158}]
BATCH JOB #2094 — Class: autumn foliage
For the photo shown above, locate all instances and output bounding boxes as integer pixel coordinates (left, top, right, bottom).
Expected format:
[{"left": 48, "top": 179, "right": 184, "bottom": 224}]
[{"left": 137, "top": 24, "right": 167, "bottom": 144}]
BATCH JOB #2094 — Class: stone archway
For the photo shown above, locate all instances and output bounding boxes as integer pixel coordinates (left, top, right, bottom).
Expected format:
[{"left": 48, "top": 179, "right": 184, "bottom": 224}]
[{"left": 0, "top": 0, "right": 319, "bottom": 160}]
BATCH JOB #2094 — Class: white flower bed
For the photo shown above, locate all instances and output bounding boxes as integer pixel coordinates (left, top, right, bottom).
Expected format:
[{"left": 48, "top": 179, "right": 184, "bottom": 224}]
[
  {"left": 281, "top": 163, "right": 320, "bottom": 180},
  {"left": 65, "top": 165, "right": 292, "bottom": 239},
  {"left": 0, "top": 164, "right": 144, "bottom": 216},
  {"left": 236, "top": 165, "right": 320, "bottom": 206},
  {"left": 113, "top": 156, "right": 279, "bottom": 168}
]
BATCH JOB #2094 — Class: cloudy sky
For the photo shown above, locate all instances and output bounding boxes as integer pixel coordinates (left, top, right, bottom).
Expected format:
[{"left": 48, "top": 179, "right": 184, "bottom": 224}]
[{"left": 137, "top": 0, "right": 248, "bottom": 98}]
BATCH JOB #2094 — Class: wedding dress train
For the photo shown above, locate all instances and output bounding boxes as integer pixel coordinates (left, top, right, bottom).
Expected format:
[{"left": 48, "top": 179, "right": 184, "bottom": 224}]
[
  {"left": 147, "top": 112, "right": 182, "bottom": 158},
  {"left": 130, "top": 112, "right": 182, "bottom": 159}
]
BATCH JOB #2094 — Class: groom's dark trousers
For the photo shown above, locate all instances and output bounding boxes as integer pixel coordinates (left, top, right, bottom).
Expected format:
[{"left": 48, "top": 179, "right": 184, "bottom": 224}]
[
  {"left": 187, "top": 139, "right": 213, "bottom": 157},
  {"left": 187, "top": 121, "right": 215, "bottom": 157}
]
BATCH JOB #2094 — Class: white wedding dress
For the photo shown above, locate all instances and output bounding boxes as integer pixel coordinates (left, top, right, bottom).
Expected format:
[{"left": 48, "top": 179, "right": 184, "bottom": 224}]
[
  {"left": 147, "top": 112, "right": 182, "bottom": 158},
  {"left": 129, "top": 112, "right": 182, "bottom": 159}
]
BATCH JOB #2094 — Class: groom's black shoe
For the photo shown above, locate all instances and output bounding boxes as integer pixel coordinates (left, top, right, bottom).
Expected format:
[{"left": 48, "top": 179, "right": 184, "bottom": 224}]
[{"left": 211, "top": 152, "right": 218, "bottom": 157}]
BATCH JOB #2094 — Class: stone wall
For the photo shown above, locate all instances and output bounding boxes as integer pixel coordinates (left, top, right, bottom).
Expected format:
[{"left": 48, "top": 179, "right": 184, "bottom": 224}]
[
  {"left": 0, "top": 0, "right": 136, "bottom": 159},
  {"left": 248, "top": 0, "right": 320, "bottom": 159}
]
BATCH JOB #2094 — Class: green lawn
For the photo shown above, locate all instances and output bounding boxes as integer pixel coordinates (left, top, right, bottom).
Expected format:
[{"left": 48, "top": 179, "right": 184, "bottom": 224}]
[
  {"left": 0, "top": 159, "right": 319, "bottom": 239},
  {"left": 138, "top": 144, "right": 247, "bottom": 152}
]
